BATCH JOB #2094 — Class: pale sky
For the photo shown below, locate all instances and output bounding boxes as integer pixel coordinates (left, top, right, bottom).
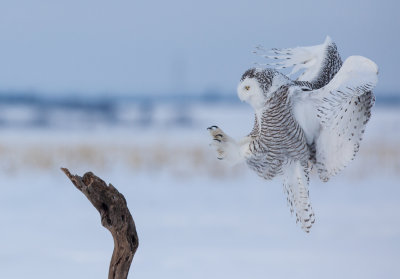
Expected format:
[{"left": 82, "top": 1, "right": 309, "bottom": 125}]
[{"left": 0, "top": 0, "right": 398, "bottom": 95}]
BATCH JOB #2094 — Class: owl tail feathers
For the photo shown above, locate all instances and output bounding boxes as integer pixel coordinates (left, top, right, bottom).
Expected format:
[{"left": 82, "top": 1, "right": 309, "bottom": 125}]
[{"left": 282, "top": 161, "right": 315, "bottom": 233}]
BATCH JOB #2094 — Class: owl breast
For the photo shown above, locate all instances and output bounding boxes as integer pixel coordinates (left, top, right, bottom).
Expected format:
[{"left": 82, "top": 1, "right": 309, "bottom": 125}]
[{"left": 246, "top": 86, "right": 310, "bottom": 179}]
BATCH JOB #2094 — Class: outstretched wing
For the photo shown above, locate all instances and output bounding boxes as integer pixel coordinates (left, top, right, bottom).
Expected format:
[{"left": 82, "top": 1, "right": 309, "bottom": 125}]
[
  {"left": 254, "top": 36, "right": 342, "bottom": 89},
  {"left": 282, "top": 160, "right": 315, "bottom": 233},
  {"left": 294, "top": 55, "right": 378, "bottom": 181}
]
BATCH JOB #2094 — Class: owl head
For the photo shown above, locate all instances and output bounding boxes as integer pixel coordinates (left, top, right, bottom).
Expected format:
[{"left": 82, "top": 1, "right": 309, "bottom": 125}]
[{"left": 237, "top": 68, "right": 290, "bottom": 110}]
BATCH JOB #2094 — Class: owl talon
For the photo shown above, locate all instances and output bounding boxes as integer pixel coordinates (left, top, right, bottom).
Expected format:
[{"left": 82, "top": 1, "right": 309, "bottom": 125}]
[{"left": 208, "top": 125, "right": 238, "bottom": 162}]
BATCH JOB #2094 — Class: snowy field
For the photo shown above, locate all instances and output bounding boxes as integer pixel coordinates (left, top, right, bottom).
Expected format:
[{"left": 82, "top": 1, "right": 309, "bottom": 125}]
[{"left": 0, "top": 104, "right": 399, "bottom": 279}]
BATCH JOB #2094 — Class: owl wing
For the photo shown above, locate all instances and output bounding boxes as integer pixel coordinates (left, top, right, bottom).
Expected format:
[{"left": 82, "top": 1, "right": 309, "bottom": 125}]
[
  {"left": 254, "top": 36, "right": 342, "bottom": 89},
  {"left": 291, "top": 55, "right": 378, "bottom": 181},
  {"left": 282, "top": 160, "right": 315, "bottom": 233}
]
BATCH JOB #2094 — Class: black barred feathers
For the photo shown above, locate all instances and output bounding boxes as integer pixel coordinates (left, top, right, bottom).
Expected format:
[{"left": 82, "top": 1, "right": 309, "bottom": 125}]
[{"left": 246, "top": 86, "right": 309, "bottom": 179}]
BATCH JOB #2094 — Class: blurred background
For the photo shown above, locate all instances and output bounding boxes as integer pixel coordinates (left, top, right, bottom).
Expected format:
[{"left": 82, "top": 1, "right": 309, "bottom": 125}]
[{"left": 0, "top": 0, "right": 399, "bottom": 278}]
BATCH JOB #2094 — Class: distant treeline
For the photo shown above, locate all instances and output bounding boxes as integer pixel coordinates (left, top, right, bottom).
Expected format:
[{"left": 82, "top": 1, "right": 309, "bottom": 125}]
[
  {"left": 0, "top": 90, "right": 397, "bottom": 108},
  {"left": 0, "top": 90, "right": 397, "bottom": 129}
]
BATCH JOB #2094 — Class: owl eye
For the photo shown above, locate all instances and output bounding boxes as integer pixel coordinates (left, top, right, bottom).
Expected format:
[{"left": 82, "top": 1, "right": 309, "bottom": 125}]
[{"left": 244, "top": 85, "right": 250, "bottom": 91}]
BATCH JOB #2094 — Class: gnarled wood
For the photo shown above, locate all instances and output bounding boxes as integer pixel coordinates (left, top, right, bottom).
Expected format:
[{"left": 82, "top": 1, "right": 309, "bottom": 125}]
[{"left": 61, "top": 168, "right": 139, "bottom": 279}]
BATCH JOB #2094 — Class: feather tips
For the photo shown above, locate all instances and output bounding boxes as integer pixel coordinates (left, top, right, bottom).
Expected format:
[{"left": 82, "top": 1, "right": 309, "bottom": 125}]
[{"left": 283, "top": 161, "right": 315, "bottom": 233}]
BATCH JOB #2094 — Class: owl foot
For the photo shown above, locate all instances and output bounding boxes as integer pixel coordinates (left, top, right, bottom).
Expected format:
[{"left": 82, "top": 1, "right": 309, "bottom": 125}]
[
  {"left": 207, "top": 125, "right": 227, "bottom": 159},
  {"left": 207, "top": 125, "right": 242, "bottom": 164}
]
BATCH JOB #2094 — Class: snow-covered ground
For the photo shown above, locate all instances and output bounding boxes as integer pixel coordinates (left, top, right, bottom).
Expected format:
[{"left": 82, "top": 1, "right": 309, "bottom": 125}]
[{"left": 0, "top": 104, "right": 399, "bottom": 278}]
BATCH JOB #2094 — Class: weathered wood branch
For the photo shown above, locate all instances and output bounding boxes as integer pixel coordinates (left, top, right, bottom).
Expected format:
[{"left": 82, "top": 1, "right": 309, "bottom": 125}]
[{"left": 61, "top": 168, "right": 139, "bottom": 279}]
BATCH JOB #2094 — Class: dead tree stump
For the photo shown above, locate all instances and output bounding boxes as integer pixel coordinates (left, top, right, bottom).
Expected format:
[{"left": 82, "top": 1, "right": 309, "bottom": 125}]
[{"left": 61, "top": 168, "right": 139, "bottom": 279}]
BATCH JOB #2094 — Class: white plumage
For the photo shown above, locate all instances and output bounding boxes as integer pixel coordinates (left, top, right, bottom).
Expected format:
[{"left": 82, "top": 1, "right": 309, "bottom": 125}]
[{"left": 208, "top": 37, "right": 378, "bottom": 232}]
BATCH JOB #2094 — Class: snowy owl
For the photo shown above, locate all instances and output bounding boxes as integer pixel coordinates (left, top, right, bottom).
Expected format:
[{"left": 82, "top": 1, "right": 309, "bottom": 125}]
[{"left": 208, "top": 37, "right": 378, "bottom": 232}]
